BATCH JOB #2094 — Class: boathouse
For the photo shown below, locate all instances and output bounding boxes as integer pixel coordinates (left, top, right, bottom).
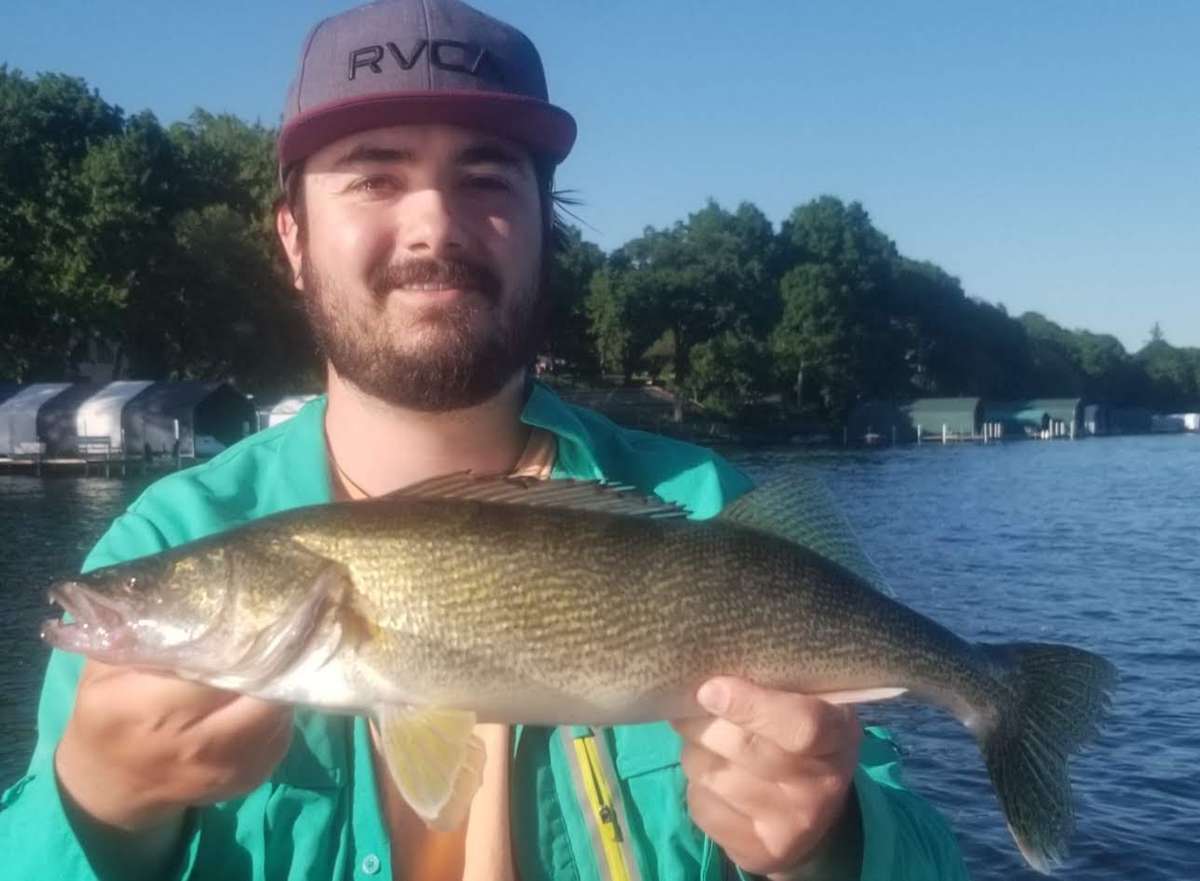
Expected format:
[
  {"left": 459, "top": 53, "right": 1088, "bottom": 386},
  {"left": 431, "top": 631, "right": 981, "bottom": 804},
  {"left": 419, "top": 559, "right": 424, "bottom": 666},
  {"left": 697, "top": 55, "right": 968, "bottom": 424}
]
[
  {"left": 37, "top": 382, "right": 105, "bottom": 456},
  {"left": 254, "top": 394, "right": 319, "bottom": 430},
  {"left": 984, "top": 403, "right": 1050, "bottom": 438},
  {"left": 122, "top": 382, "right": 255, "bottom": 457},
  {"left": 0, "top": 381, "right": 255, "bottom": 459},
  {"left": 1083, "top": 403, "right": 1109, "bottom": 436},
  {"left": 1109, "top": 406, "right": 1152, "bottom": 435},
  {"left": 848, "top": 398, "right": 982, "bottom": 442},
  {"left": 1027, "top": 398, "right": 1083, "bottom": 435},
  {"left": 0, "top": 383, "right": 72, "bottom": 456}
]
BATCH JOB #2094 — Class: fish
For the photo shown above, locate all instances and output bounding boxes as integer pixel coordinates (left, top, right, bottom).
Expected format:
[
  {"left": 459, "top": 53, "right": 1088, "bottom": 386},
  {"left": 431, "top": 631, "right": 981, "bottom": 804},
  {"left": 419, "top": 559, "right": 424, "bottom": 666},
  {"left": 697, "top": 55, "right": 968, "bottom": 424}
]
[{"left": 41, "top": 472, "right": 1116, "bottom": 872}]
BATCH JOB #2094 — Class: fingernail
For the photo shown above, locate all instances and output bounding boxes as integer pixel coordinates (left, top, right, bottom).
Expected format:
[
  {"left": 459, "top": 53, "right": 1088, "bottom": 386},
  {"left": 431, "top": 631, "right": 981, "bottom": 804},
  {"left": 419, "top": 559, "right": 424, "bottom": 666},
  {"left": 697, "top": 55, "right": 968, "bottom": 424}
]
[{"left": 697, "top": 680, "right": 728, "bottom": 714}]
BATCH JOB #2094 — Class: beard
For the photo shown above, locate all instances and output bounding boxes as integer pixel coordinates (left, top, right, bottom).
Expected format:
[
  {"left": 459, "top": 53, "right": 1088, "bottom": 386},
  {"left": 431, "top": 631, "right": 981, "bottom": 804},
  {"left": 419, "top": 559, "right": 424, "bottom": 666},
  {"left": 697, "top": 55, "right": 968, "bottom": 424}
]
[{"left": 301, "top": 252, "right": 544, "bottom": 412}]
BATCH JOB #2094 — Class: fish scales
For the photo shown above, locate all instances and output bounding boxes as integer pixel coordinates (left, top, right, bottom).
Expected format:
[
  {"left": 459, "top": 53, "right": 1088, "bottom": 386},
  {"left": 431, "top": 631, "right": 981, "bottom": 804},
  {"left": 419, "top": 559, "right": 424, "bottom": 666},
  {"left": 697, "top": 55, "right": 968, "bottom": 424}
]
[{"left": 267, "top": 497, "right": 987, "bottom": 720}]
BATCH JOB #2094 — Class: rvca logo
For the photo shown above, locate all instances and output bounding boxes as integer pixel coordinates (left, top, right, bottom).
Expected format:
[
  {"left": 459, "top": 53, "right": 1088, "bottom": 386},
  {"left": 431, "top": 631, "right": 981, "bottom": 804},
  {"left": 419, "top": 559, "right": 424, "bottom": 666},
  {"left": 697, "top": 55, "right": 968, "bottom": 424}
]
[{"left": 348, "top": 40, "right": 501, "bottom": 81}]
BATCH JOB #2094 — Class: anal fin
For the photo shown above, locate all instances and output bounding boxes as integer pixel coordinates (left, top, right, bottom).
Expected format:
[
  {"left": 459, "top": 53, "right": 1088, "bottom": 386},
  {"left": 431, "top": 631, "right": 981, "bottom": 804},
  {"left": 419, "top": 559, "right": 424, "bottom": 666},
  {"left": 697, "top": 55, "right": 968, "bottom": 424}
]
[
  {"left": 374, "top": 705, "right": 485, "bottom": 831},
  {"left": 810, "top": 686, "right": 908, "bottom": 704}
]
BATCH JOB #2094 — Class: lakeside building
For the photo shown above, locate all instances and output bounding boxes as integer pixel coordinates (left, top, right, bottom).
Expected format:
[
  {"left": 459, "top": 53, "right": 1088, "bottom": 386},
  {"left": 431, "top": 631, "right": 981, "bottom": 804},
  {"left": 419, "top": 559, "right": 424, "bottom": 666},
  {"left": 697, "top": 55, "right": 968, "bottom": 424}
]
[
  {"left": 121, "top": 382, "right": 254, "bottom": 457},
  {"left": 1083, "top": 403, "right": 1110, "bottom": 436},
  {"left": 0, "top": 381, "right": 254, "bottom": 461},
  {"left": 984, "top": 399, "right": 1083, "bottom": 439},
  {"left": 847, "top": 398, "right": 983, "bottom": 443},
  {"left": 1152, "top": 413, "right": 1200, "bottom": 433},
  {"left": 1109, "top": 406, "right": 1153, "bottom": 435},
  {"left": 254, "top": 394, "right": 319, "bottom": 431},
  {"left": 0, "top": 384, "right": 73, "bottom": 457},
  {"left": 849, "top": 396, "right": 1195, "bottom": 445},
  {"left": 983, "top": 403, "right": 1050, "bottom": 438}
]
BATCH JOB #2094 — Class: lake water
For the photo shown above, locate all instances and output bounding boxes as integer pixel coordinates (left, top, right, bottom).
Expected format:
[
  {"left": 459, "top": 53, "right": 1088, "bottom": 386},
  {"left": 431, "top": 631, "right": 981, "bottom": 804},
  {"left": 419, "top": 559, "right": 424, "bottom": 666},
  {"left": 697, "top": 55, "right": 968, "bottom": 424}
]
[{"left": 1, "top": 435, "right": 1197, "bottom": 879}]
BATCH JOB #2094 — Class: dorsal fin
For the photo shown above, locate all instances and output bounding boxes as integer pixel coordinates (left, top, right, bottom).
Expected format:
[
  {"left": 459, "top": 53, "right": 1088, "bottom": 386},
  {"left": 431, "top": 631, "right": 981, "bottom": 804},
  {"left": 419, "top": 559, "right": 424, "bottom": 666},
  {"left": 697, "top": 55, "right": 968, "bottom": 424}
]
[
  {"left": 718, "top": 471, "right": 892, "bottom": 594},
  {"left": 385, "top": 472, "right": 690, "bottom": 520}
]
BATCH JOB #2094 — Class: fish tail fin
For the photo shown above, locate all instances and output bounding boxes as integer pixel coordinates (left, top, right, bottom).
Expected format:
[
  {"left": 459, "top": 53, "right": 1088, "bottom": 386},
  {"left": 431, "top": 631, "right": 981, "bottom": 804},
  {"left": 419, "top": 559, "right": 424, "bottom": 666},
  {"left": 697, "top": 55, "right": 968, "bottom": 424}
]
[{"left": 975, "top": 642, "right": 1117, "bottom": 873}]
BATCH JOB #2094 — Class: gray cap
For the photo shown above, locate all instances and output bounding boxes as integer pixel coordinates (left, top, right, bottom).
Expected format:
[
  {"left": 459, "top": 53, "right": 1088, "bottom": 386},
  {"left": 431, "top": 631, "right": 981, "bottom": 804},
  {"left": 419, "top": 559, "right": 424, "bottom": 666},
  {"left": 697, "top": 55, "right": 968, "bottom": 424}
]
[{"left": 278, "top": 0, "right": 576, "bottom": 170}]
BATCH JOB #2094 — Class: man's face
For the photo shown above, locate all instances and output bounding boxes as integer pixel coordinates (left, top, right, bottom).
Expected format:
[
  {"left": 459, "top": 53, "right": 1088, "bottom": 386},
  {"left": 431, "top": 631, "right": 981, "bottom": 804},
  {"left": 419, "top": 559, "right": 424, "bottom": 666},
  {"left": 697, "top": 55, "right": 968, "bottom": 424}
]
[{"left": 278, "top": 124, "right": 545, "bottom": 411}]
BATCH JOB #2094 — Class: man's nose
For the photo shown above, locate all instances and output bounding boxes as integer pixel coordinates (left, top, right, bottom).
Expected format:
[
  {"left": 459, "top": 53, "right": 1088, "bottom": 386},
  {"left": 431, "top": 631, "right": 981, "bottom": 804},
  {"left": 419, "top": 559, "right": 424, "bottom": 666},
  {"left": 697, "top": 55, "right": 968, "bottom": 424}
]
[{"left": 397, "top": 188, "right": 467, "bottom": 258}]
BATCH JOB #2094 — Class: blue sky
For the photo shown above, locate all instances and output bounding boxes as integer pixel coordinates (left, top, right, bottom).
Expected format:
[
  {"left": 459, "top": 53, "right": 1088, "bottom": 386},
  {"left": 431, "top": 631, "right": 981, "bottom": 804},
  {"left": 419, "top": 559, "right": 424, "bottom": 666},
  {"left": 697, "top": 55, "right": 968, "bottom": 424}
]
[{"left": 2, "top": 1, "right": 1197, "bottom": 351}]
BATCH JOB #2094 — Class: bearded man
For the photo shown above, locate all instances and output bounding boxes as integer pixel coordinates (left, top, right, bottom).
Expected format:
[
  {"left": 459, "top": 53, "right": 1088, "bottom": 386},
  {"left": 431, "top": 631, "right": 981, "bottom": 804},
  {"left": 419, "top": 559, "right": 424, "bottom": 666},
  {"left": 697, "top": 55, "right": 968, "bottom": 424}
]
[{"left": 0, "top": 2, "right": 968, "bottom": 879}]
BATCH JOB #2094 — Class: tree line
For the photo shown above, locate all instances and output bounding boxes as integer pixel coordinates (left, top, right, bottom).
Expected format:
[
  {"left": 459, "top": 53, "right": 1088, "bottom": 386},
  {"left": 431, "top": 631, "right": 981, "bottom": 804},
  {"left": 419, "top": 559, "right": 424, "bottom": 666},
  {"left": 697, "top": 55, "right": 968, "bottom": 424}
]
[{"left": 3, "top": 68, "right": 1197, "bottom": 424}]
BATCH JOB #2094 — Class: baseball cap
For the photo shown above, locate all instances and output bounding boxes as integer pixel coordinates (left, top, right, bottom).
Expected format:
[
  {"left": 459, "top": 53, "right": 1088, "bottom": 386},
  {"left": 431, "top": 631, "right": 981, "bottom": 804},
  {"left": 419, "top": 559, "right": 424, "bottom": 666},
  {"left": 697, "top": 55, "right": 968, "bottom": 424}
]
[{"left": 278, "top": 0, "right": 577, "bottom": 173}]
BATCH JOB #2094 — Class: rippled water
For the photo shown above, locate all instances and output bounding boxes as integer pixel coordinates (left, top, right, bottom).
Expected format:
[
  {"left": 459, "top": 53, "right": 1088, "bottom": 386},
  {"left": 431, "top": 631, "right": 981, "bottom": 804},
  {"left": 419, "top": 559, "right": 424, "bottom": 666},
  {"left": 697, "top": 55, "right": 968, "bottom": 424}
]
[
  {"left": 1, "top": 436, "right": 1197, "bottom": 879},
  {"left": 0, "top": 474, "right": 155, "bottom": 777},
  {"left": 734, "top": 435, "right": 1199, "bottom": 880}
]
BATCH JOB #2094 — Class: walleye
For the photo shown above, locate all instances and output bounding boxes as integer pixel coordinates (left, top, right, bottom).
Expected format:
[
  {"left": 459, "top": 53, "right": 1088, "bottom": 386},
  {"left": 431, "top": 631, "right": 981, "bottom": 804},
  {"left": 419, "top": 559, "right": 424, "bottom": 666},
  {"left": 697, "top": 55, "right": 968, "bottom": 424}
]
[{"left": 42, "top": 473, "right": 1115, "bottom": 873}]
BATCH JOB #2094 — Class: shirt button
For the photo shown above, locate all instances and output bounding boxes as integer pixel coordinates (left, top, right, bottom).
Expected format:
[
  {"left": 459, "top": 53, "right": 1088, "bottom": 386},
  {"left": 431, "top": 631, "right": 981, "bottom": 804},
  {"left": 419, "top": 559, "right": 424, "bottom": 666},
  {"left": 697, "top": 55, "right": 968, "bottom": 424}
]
[{"left": 361, "top": 853, "right": 381, "bottom": 875}]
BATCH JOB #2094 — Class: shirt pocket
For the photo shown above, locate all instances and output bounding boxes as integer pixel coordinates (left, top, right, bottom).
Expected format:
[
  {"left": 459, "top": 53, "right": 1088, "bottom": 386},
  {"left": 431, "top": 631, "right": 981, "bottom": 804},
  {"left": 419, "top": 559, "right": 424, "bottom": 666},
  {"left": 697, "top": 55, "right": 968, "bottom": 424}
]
[{"left": 607, "top": 724, "right": 722, "bottom": 881}]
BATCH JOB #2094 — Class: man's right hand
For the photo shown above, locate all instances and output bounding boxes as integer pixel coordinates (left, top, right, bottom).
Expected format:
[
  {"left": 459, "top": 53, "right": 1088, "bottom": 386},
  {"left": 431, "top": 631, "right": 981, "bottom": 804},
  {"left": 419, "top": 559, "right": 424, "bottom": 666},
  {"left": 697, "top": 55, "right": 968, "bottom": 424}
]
[{"left": 54, "top": 659, "right": 293, "bottom": 865}]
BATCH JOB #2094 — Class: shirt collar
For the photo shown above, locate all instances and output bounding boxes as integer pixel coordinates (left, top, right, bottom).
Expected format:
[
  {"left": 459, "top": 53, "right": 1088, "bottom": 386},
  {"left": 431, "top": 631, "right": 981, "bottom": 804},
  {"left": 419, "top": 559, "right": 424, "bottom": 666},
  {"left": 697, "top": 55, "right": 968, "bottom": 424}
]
[
  {"left": 519, "top": 381, "right": 604, "bottom": 480},
  {"left": 275, "top": 380, "right": 602, "bottom": 509}
]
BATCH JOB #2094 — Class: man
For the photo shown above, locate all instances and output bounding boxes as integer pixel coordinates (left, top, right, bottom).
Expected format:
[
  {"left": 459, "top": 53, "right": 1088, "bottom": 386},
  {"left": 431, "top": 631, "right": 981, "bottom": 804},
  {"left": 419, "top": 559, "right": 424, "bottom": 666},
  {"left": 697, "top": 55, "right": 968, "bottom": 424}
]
[{"left": 0, "top": 2, "right": 969, "bottom": 879}]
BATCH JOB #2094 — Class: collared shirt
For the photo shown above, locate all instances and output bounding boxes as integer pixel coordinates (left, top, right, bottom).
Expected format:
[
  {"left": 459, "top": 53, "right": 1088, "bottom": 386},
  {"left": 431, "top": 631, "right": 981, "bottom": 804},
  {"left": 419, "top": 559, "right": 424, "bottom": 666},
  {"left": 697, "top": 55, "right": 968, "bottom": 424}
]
[{"left": 0, "top": 383, "right": 969, "bottom": 881}]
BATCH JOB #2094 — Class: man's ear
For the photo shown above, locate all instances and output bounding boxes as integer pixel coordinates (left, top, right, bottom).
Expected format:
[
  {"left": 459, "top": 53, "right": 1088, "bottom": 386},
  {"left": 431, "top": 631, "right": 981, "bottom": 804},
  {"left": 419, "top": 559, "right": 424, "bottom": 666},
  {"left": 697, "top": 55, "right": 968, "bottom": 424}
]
[{"left": 276, "top": 199, "right": 305, "bottom": 290}]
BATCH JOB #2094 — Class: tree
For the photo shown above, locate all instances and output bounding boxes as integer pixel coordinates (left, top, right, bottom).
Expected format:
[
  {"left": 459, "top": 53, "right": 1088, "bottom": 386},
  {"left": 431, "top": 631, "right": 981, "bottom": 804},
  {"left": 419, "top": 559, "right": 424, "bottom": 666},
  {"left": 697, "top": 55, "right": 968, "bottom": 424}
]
[
  {"left": 610, "top": 200, "right": 779, "bottom": 420},
  {"left": 1137, "top": 339, "right": 1199, "bottom": 410},
  {"left": 0, "top": 68, "right": 124, "bottom": 379},
  {"left": 770, "top": 264, "right": 855, "bottom": 416},
  {"left": 771, "top": 198, "right": 905, "bottom": 417},
  {"left": 541, "top": 225, "right": 605, "bottom": 375},
  {"left": 687, "top": 330, "right": 771, "bottom": 420},
  {"left": 584, "top": 255, "right": 658, "bottom": 383}
]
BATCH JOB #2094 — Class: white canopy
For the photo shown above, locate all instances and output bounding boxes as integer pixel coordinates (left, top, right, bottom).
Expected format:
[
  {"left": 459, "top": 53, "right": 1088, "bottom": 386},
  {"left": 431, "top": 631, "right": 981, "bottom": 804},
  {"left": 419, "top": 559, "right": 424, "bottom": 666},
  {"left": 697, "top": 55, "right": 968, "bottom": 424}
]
[
  {"left": 75, "top": 381, "right": 154, "bottom": 450},
  {"left": 258, "top": 395, "right": 318, "bottom": 429},
  {"left": 0, "top": 384, "right": 71, "bottom": 454}
]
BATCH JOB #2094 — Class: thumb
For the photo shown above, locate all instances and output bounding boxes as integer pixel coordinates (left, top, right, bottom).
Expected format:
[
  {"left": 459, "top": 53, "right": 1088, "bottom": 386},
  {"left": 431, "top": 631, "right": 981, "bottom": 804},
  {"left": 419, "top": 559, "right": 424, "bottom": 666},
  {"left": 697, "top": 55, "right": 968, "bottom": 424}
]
[{"left": 696, "top": 676, "right": 764, "bottom": 723}]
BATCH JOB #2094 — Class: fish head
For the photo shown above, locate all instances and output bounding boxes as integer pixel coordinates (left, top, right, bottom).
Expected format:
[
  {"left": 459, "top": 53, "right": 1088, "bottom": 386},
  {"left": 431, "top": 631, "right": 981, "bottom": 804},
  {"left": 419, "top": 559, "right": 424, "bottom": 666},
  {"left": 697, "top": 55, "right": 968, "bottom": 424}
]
[{"left": 42, "top": 536, "right": 337, "bottom": 681}]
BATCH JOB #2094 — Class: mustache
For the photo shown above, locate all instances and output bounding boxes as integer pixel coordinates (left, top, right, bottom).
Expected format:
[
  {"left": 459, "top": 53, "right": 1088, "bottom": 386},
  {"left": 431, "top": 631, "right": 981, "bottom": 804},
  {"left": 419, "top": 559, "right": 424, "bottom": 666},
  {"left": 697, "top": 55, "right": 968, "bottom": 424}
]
[{"left": 369, "top": 258, "right": 503, "bottom": 302}]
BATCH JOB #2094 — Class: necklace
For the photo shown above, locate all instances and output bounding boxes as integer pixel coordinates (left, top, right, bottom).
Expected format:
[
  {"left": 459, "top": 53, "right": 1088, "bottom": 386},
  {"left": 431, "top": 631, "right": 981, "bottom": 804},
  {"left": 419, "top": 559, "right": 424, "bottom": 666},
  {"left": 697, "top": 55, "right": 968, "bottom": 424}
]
[
  {"left": 332, "top": 454, "right": 374, "bottom": 499},
  {"left": 327, "top": 430, "right": 375, "bottom": 499}
]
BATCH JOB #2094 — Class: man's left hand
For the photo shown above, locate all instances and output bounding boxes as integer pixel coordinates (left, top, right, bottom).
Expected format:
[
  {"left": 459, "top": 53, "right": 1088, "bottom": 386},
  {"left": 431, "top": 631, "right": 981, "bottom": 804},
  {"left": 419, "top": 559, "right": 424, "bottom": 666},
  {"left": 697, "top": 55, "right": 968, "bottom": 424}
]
[{"left": 671, "top": 677, "right": 863, "bottom": 880}]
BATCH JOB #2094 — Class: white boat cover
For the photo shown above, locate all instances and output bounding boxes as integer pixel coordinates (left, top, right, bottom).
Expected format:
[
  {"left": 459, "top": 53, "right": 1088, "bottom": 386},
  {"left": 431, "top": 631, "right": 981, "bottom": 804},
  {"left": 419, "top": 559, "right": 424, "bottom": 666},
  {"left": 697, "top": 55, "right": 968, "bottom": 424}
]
[
  {"left": 259, "top": 395, "right": 318, "bottom": 429},
  {"left": 1168, "top": 413, "right": 1200, "bottom": 432},
  {"left": 0, "top": 383, "right": 71, "bottom": 454},
  {"left": 75, "top": 381, "right": 155, "bottom": 450}
]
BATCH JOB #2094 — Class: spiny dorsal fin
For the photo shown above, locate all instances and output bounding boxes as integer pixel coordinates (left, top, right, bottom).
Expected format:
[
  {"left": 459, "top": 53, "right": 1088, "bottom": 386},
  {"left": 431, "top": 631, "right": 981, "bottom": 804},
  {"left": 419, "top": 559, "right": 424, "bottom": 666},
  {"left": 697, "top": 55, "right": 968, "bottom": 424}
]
[
  {"left": 374, "top": 705, "right": 485, "bottom": 831},
  {"left": 388, "top": 472, "right": 690, "bottom": 520},
  {"left": 718, "top": 471, "right": 892, "bottom": 594}
]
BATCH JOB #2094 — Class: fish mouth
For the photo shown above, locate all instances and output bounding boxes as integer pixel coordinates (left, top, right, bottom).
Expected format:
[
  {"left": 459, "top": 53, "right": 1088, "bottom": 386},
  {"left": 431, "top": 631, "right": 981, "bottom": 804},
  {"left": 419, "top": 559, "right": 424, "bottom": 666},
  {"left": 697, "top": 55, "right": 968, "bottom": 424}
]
[{"left": 41, "top": 581, "right": 138, "bottom": 660}]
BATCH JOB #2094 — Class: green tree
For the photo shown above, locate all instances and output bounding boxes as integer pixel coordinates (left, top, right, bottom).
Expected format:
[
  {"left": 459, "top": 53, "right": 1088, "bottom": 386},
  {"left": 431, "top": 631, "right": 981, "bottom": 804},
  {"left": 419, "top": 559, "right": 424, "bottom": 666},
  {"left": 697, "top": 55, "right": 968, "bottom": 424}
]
[
  {"left": 770, "top": 264, "right": 854, "bottom": 416},
  {"left": 1137, "top": 339, "right": 1199, "bottom": 409},
  {"left": 585, "top": 259, "right": 653, "bottom": 382},
  {"left": 771, "top": 197, "right": 905, "bottom": 418},
  {"left": 542, "top": 225, "right": 605, "bottom": 375},
  {"left": 687, "top": 330, "right": 771, "bottom": 420},
  {"left": 613, "top": 200, "right": 778, "bottom": 420},
  {"left": 168, "top": 110, "right": 279, "bottom": 233},
  {"left": 0, "top": 68, "right": 124, "bottom": 379}
]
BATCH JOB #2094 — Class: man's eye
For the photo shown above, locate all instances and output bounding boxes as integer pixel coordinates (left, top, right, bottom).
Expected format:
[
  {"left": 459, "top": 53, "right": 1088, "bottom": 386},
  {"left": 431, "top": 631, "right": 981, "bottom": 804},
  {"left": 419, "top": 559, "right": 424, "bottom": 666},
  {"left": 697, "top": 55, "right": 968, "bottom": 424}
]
[
  {"left": 465, "top": 175, "right": 512, "bottom": 192},
  {"left": 350, "top": 176, "right": 398, "bottom": 195}
]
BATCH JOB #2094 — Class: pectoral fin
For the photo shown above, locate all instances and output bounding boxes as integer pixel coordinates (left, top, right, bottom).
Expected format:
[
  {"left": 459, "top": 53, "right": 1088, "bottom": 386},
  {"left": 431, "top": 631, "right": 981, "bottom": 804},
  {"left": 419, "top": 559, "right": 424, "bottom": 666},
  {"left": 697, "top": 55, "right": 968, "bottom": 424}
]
[{"left": 374, "top": 705, "right": 485, "bottom": 831}]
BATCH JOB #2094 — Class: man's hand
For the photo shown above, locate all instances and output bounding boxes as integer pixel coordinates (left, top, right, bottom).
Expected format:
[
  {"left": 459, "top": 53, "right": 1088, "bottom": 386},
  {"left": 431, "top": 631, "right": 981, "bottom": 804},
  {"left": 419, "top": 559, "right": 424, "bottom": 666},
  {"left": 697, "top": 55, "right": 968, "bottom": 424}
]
[
  {"left": 55, "top": 660, "right": 293, "bottom": 867},
  {"left": 671, "top": 677, "right": 863, "bottom": 880}
]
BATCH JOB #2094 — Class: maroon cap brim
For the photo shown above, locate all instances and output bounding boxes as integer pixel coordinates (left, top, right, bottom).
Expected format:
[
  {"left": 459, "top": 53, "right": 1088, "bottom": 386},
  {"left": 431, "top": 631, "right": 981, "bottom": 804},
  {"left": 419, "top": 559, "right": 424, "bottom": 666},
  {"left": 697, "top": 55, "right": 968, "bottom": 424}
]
[{"left": 278, "top": 91, "right": 577, "bottom": 170}]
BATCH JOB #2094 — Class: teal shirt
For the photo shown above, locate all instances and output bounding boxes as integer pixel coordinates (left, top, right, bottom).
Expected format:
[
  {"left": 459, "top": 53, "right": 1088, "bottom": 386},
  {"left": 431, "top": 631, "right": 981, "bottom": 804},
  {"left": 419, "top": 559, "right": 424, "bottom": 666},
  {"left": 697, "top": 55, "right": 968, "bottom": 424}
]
[{"left": 0, "top": 384, "right": 968, "bottom": 880}]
